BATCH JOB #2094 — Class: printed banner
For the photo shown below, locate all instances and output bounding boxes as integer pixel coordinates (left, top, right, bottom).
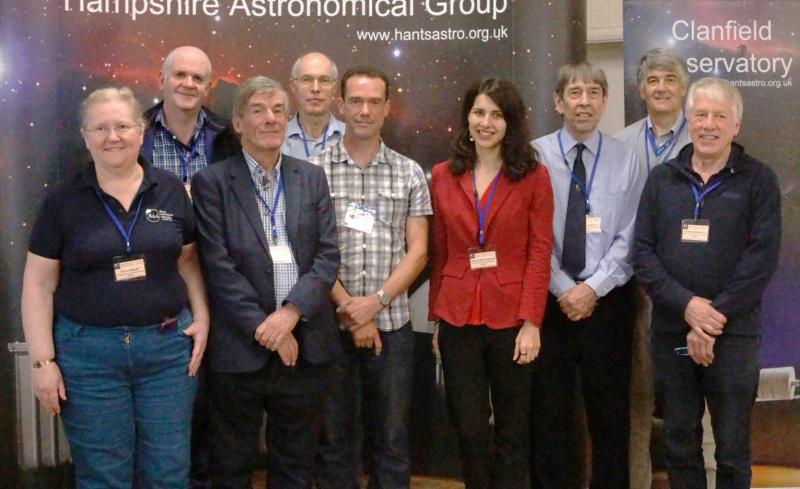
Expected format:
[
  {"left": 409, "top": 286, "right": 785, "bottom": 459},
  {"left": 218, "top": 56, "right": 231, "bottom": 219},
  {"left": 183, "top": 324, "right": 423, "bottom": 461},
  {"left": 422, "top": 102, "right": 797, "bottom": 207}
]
[{"left": 623, "top": 0, "right": 799, "bottom": 369}]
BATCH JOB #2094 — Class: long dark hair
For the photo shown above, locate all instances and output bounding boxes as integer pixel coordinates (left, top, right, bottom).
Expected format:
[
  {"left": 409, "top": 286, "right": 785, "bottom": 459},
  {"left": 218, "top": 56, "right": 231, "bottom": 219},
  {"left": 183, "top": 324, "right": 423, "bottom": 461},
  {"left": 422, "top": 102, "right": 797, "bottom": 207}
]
[{"left": 449, "top": 78, "right": 540, "bottom": 181}]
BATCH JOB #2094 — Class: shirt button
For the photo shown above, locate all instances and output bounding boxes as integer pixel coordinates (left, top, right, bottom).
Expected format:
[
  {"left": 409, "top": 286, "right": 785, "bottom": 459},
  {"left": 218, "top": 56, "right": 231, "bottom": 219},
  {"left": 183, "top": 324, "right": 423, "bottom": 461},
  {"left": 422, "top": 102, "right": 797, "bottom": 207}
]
[
  {"left": 362, "top": 243, "right": 367, "bottom": 249},
  {"left": 361, "top": 270, "right": 368, "bottom": 277}
]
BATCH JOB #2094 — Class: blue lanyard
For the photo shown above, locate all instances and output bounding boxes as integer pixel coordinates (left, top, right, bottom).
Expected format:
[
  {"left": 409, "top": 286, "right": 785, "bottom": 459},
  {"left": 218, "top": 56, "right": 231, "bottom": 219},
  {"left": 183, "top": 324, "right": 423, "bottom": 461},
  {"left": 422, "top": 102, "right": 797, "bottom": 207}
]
[
  {"left": 176, "top": 135, "right": 202, "bottom": 182},
  {"left": 644, "top": 117, "right": 686, "bottom": 170},
  {"left": 557, "top": 129, "right": 602, "bottom": 215},
  {"left": 298, "top": 119, "right": 329, "bottom": 158},
  {"left": 93, "top": 189, "right": 145, "bottom": 253},
  {"left": 690, "top": 179, "right": 723, "bottom": 219},
  {"left": 472, "top": 170, "right": 502, "bottom": 247},
  {"left": 251, "top": 173, "right": 285, "bottom": 243}
]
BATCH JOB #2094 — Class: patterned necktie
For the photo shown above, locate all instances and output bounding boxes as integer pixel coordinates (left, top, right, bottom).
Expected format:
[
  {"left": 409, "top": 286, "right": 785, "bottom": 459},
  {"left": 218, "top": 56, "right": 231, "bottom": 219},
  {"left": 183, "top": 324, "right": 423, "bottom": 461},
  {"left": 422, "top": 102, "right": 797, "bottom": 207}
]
[{"left": 562, "top": 143, "right": 586, "bottom": 279}]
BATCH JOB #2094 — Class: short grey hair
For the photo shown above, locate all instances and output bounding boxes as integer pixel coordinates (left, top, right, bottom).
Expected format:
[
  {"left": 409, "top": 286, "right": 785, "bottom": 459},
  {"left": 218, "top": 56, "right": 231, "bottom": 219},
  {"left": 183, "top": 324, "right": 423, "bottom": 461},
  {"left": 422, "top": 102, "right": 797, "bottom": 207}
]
[
  {"left": 290, "top": 52, "right": 339, "bottom": 80},
  {"left": 232, "top": 76, "right": 291, "bottom": 118},
  {"left": 685, "top": 77, "right": 743, "bottom": 122},
  {"left": 80, "top": 87, "right": 144, "bottom": 129},
  {"left": 161, "top": 46, "right": 212, "bottom": 80},
  {"left": 554, "top": 61, "right": 608, "bottom": 97},
  {"left": 636, "top": 48, "right": 689, "bottom": 92}
]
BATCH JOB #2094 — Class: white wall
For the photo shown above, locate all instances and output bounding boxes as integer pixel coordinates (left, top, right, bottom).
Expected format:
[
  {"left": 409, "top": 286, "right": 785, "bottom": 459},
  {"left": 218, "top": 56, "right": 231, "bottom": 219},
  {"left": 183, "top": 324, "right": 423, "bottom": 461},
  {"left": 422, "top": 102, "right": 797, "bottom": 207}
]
[{"left": 586, "top": 0, "right": 626, "bottom": 134}]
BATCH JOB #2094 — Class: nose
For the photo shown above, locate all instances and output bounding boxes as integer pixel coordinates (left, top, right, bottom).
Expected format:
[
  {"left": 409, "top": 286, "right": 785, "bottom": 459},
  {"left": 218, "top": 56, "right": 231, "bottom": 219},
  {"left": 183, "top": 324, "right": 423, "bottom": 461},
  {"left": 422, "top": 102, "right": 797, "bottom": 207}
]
[
  {"left": 310, "top": 78, "right": 320, "bottom": 92},
  {"left": 180, "top": 74, "right": 195, "bottom": 88},
  {"left": 578, "top": 91, "right": 591, "bottom": 105},
  {"left": 359, "top": 101, "right": 371, "bottom": 114}
]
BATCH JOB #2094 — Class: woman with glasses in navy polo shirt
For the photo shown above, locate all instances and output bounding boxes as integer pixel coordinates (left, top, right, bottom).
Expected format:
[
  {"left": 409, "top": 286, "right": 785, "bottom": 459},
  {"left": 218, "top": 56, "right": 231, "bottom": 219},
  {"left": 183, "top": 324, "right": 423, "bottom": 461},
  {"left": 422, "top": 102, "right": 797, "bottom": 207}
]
[
  {"left": 429, "top": 78, "right": 554, "bottom": 489},
  {"left": 21, "top": 87, "right": 209, "bottom": 488}
]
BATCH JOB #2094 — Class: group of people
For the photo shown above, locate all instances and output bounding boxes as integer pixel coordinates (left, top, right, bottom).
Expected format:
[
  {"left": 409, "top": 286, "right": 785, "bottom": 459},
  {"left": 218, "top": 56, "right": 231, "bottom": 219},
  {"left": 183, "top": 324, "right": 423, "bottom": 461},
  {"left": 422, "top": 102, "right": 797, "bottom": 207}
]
[{"left": 19, "top": 44, "right": 780, "bottom": 489}]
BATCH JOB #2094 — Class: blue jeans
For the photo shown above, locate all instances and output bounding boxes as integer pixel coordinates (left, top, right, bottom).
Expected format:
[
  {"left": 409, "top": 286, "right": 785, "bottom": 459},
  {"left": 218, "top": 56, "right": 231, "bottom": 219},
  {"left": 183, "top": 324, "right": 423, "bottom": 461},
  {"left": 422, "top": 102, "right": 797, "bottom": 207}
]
[
  {"left": 55, "top": 309, "right": 198, "bottom": 489},
  {"left": 314, "top": 323, "right": 414, "bottom": 489},
  {"left": 653, "top": 333, "right": 760, "bottom": 489}
]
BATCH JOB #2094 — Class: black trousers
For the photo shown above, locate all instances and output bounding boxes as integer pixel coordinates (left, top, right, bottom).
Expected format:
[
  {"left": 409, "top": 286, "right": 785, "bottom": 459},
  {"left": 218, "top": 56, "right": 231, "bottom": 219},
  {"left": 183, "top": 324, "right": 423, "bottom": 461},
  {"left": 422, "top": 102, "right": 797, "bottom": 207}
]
[
  {"left": 532, "top": 283, "right": 635, "bottom": 489},
  {"left": 439, "top": 321, "right": 532, "bottom": 489},
  {"left": 207, "top": 358, "right": 329, "bottom": 489}
]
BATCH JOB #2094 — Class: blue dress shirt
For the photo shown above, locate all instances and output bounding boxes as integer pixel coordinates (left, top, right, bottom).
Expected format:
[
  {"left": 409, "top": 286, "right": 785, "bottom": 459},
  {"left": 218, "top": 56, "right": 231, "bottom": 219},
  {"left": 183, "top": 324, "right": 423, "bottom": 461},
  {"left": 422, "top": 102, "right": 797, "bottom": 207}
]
[
  {"left": 615, "top": 111, "right": 690, "bottom": 171},
  {"left": 282, "top": 114, "right": 345, "bottom": 160},
  {"left": 533, "top": 128, "right": 646, "bottom": 298}
]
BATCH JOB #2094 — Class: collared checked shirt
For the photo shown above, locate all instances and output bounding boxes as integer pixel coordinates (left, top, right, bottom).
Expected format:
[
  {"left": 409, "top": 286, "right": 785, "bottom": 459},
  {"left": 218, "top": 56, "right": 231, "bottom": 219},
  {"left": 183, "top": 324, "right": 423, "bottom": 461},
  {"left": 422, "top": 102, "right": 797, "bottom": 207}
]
[
  {"left": 243, "top": 151, "right": 299, "bottom": 308},
  {"left": 533, "top": 129, "right": 646, "bottom": 298},
  {"left": 615, "top": 111, "right": 690, "bottom": 171},
  {"left": 282, "top": 114, "right": 346, "bottom": 160},
  {"left": 150, "top": 109, "right": 209, "bottom": 182},
  {"left": 309, "top": 141, "right": 432, "bottom": 332}
]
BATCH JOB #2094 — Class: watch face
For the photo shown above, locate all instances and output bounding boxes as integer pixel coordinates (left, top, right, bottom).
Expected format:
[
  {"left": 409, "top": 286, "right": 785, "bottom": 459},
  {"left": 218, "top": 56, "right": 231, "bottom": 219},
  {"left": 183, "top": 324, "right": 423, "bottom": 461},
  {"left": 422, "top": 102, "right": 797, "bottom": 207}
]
[{"left": 379, "top": 291, "right": 390, "bottom": 306}]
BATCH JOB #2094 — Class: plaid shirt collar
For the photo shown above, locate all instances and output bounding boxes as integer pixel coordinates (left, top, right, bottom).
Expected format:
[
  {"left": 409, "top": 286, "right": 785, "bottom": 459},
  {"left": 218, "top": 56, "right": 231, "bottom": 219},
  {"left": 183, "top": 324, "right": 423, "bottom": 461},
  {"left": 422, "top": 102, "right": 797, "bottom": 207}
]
[
  {"left": 154, "top": 107, "right": 207, "bottom": 147},
  {"left": 330, "top": 139, "right": 392, "bottom": 167}
]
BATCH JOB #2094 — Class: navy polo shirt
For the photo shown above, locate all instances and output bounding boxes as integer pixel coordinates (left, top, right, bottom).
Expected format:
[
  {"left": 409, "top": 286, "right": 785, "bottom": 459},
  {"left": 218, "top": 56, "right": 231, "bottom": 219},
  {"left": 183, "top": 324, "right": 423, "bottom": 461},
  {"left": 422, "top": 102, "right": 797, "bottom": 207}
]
[{"left": 29, "top": 160, "right": 196, "bottom": 326}]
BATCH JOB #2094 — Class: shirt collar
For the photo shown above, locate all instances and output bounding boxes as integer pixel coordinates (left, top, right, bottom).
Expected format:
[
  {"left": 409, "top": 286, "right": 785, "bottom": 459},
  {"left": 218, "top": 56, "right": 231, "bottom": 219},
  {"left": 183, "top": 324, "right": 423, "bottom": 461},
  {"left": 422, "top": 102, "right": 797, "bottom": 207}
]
[
  {"left": 560, "top": 127, "right": 601, "bottom": 157},
  {"left": 244, "top": 150, "right": 282, "bottom": 182},
  {"left": 155, "top": 107, "right": 207, "bottom": 144},
  {"left": 645, "top": 111, "right": 685, "bottom": 138},
  {"left": 287, "top": 113, "right": 345, "bottom": 140},
  {"left": 77, "top": 158, "right": 156, "bottom": 193},
  {"left": 330, "top": 139, "right": 390, "bottom": 166}
]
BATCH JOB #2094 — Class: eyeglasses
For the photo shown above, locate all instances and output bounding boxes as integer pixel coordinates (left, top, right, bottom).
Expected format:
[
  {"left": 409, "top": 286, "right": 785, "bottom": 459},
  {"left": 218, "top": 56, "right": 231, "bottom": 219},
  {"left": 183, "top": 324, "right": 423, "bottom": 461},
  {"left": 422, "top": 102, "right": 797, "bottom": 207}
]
[
  {"left": 83, "top": 123, "right": 142, "bottom": 137},
  {"left": 293, "top": 75, "right": 336, "bottom": 87}
]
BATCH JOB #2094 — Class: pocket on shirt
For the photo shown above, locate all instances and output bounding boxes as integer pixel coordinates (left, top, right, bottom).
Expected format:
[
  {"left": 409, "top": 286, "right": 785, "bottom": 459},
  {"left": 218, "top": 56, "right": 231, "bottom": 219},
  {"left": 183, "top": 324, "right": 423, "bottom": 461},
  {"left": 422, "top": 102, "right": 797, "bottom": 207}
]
[{"left": 375, "top": 188, "right": 408, "bottom": 227}]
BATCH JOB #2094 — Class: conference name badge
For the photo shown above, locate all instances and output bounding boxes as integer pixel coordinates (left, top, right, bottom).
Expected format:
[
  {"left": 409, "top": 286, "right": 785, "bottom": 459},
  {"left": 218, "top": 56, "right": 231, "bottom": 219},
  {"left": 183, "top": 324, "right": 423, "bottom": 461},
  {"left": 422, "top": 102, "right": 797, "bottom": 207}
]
[
  {"left": 269, "top": 245, "right": 294, "bottom": 265},
  {"left": 586, "top": 215, "right": 602, "bottom": 234},
  {"left": 113, "top": 255, "right": 147, "bottom": 282},
  {"left": 681, "top": 219, "right": 710, "bottom": 243},
  {"left": 469, "top": 246, "right": 498, "bottom": 270},
  {"left": 344, "top": 202, "right": 377, "bottom": 234}
]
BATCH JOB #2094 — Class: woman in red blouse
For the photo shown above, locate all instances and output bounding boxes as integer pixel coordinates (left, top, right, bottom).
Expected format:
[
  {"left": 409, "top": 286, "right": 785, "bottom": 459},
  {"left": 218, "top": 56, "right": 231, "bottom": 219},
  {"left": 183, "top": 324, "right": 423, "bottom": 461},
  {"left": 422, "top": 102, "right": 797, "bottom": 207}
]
[{"left": 429, "top": 78, "right": 553, "bottom": 489}]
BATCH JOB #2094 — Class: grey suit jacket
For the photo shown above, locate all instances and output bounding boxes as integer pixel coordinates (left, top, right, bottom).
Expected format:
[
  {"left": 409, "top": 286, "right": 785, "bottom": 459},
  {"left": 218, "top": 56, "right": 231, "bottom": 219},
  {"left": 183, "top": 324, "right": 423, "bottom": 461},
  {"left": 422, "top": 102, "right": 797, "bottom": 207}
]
[{"left": 191, "top": 152, "right": 340, "bottom": 373}]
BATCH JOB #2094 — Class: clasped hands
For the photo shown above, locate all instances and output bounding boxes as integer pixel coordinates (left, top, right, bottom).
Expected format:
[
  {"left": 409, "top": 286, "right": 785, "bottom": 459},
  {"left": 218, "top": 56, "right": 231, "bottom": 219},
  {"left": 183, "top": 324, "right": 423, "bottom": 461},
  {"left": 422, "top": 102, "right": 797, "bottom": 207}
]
[
  {"left": 684, "top": 296, "right": 727, "bottom": 367},
  {"left": 337, "top": 294, "right": 384, "bottom": 356},
  {"left": 254, "top": 304, "right": 302, "bottom": 366},
  {"left": 558, "top": 282, "right": 598, "bottom": 321}
]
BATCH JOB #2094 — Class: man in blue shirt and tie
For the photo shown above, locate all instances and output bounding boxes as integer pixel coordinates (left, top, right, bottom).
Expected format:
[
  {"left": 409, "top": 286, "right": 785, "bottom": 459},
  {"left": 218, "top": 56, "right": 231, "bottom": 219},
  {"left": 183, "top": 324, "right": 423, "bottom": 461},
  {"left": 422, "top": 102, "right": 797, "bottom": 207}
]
[{"left": 531, "top": 61, "right": 647, "bottom": 489}]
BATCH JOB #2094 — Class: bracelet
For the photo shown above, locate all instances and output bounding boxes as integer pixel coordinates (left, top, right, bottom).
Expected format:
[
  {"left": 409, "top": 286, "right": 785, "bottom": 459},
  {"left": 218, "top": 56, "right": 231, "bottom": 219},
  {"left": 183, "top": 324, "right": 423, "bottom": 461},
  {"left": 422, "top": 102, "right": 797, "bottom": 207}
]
[{"left": 32, "top": 359, "right": 56, "bottom": 369}]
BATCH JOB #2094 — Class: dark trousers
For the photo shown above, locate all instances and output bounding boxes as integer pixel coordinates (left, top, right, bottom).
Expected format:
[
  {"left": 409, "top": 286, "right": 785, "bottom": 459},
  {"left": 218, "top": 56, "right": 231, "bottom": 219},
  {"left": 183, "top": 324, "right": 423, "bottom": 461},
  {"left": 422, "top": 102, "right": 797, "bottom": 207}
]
[
  {"left": 439, "top": 321, "right": 532, "bottom": 489},
  {"left": 532, "top": 283, "right": 634, "bottom": 489},
  {"left": 653, "top": 333, "right": 760, "bottom": 489},
  {"left": 207, "top": 358, "right": 328, "bottom": 489},
  {"left": 313, "top": 323, "right": 414, "bottom": 489},
  {"left": 190, "top": 366, "right": 211, "bottom": 489}
]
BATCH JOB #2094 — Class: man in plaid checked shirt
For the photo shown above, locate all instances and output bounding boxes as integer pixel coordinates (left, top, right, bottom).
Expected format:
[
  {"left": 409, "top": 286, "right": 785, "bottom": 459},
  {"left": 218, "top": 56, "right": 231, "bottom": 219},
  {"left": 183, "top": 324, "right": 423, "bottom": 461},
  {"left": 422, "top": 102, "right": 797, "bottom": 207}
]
[
  {"left": 308, "top": 66, "right": 431, "bottom": 489},
  {"left": 140, "top": 46, "right": 239, "bottom": 489},
  {"left": 141, "top": 46, "right": 238, "bottom": 197}
]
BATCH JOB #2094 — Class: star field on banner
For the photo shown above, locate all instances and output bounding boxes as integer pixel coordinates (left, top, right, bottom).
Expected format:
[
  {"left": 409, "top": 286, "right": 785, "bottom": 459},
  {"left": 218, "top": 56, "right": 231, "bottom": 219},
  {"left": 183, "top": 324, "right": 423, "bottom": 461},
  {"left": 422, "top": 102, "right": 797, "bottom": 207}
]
[
  {"left": 623, "top": 0, "right": 799, "bottom": 370},
  {"left": 0, "top": 0, "right": 586, "bottom": 482}
]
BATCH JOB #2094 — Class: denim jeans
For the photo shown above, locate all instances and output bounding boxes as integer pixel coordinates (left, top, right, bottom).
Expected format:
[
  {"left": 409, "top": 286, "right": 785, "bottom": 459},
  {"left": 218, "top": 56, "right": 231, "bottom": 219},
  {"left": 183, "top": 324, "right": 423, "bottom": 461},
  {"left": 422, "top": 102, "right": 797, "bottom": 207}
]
[
  {"left": 314, "top": 322, "right": 414, "bottom": 489},
  {"left": 652, "top": 333, "right": 760, "bottom": 489},
  {"left": 55, "top": 309, "right": 197, "bottom": 489}
]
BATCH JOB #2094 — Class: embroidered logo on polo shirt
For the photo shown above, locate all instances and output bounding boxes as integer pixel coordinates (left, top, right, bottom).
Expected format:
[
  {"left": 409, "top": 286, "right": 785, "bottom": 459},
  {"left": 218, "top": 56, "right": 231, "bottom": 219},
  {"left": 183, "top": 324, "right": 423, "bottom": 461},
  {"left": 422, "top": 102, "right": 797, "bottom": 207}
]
[{"left": 145, "top": 209, "right": 174, "bottom": 222}]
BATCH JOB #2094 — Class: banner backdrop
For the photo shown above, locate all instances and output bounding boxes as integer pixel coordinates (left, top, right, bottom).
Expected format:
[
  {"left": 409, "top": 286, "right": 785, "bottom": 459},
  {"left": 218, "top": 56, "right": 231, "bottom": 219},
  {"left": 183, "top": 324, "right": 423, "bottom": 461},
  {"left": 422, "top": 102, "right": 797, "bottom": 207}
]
[
  {"left": 0, "top": 0, "right": 586, "bottom": 481},
  {"left": 623, "top": 0, "right": 799, "bottom": 369}
]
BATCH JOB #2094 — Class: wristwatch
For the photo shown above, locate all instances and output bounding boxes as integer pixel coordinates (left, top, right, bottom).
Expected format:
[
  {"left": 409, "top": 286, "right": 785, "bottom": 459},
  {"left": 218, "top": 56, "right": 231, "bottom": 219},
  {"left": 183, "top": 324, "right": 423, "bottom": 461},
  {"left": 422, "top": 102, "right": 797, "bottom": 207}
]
[
  {"left": 32, "top": 359, "right": 56, "bottom": 369},
  {"left": 376, "top": 289, "right": 391, "bottom": 307}
]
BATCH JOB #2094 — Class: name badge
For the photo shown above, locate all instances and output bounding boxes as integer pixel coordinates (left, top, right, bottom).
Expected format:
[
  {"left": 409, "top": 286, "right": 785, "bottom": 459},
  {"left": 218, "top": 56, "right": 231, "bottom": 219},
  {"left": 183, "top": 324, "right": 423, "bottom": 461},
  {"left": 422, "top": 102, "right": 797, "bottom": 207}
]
[
  {"left": 586, "top": 216, "right": 602, "bottom": 234},
  {"left": 184, "top": 183, "right": 192, "bottom": 200},
  {"left": 469, "top": 246, "right": 498, "bottom": 270},
  {"left": 113, "top": 255, "right": 147, "bottom": 281},
  {"left": 269, "top": 245, "right": 295, "bottom": 264},
  {"left": 344, "top": 202, "right": 376, "bottom": 234},
  {"left": 681, "top": 219, "right": 710, "bottom": 243}
]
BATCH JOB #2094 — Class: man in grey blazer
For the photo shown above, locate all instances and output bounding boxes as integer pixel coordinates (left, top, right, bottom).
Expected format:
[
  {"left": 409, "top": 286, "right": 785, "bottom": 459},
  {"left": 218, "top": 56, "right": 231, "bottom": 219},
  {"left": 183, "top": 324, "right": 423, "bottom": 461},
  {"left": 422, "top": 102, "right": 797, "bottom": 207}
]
[{"left": 191, "top": 76, "right": 340, "bottom": 489}]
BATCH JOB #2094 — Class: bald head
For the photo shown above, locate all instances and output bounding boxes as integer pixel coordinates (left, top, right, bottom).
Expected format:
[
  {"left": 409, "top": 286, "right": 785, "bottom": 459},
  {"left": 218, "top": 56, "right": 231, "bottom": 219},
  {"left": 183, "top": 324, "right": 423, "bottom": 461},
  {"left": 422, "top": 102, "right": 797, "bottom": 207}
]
[
  {"left": 160, "top": 46, "right": 212, "bottom": 115},
  {"left": 290, "top": 52, "right": 339, "bottom": 119}
]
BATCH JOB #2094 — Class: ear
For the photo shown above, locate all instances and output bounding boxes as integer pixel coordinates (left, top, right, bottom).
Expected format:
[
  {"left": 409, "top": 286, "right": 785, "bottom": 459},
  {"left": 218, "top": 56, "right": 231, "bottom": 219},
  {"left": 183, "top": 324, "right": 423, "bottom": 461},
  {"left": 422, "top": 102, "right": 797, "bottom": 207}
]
[
  {"left": 553, "top": 92, "right": 564, "bottom": 115},
  {"left": 232, "top": 116, "right": 243, "bottom": 135},
  {"left": 336, "top": 96, "right": 345, "bottom": 113},
  {"left": 383, "top": 99, "right": 391, "bottom": 118},
  {"left": 159, "top": 71, "right": 166, "bottom": 91}
]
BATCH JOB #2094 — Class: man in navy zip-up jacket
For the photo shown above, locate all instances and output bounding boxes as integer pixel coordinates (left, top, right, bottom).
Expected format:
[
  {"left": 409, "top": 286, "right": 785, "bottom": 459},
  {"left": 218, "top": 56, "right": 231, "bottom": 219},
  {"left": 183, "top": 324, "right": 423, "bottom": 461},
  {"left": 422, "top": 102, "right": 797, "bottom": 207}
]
[{"left": 634, "top": 77, "right": 781, "bottom": 489}]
